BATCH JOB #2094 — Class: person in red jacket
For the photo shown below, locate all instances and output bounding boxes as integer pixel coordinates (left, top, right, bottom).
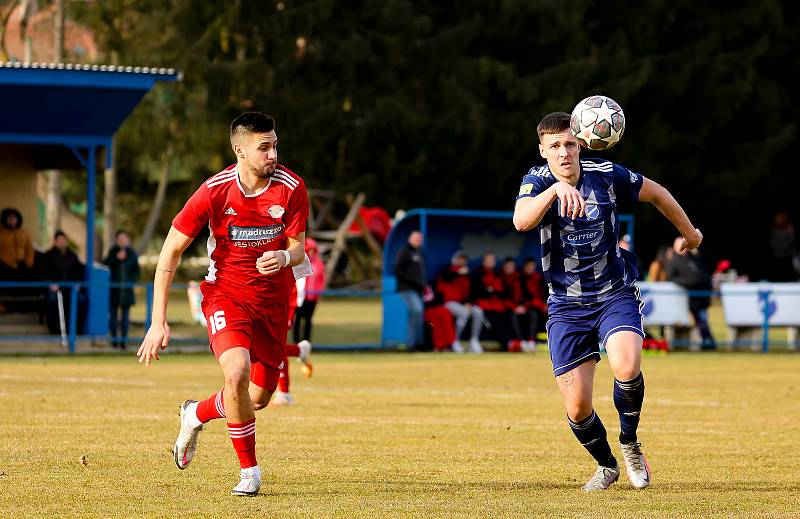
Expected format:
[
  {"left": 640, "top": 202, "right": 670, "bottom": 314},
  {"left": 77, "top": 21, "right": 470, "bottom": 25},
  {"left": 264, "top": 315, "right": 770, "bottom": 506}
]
[
  {"left": 519, "top": 257, "right": 548, "bottom": 351},
  {"left": 471, "top": 252, "right": 512, "bottom": 351},
  {"left": 499, "top": 257, "right": 533, "bottom": 352},
  {"left": 293, "top": 237, "right": 326, "bottom": 343},
  {"left": 434, "top": 251, "right": 484, "bottom": 353}
]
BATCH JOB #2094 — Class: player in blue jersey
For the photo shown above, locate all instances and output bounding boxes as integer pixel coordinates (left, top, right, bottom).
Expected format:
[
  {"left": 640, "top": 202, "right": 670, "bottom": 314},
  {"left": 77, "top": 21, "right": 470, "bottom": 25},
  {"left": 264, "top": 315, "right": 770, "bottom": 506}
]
[{"left": 513, "top": 112, "right": 703, "bottom": 491}]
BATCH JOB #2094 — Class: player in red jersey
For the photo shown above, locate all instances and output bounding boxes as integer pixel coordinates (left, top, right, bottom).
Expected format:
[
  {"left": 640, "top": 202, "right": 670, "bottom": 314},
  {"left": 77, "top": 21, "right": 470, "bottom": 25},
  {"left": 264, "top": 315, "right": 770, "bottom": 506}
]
[
  {"left": 271, "top": 277, "right": 314, "bottom": 407},
  {"left": 137, "top": 112, "right": 309, "bottom": 496}
]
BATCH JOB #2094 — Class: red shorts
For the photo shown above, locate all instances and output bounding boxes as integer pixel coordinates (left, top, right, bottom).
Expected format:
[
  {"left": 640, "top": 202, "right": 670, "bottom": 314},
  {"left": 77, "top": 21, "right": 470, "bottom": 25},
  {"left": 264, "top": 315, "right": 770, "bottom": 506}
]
[{"left": 200, "top": 287, "right": 289, "bottom": 391}]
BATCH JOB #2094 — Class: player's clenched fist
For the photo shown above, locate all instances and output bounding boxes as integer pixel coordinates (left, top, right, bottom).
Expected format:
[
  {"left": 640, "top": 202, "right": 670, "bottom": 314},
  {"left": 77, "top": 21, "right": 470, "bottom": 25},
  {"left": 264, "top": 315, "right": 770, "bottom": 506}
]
[
  {"left": 677, "top": 228, "right": 703, "bottom": 254},
  {"left": 553, "top": 181, "right": 586, "bottom": 219},
  {"left": 256, "top": 250, "right": 287, "bottom": 275},
  {"left": 137, "top": 321, "right": 170, "bottom": 366}
]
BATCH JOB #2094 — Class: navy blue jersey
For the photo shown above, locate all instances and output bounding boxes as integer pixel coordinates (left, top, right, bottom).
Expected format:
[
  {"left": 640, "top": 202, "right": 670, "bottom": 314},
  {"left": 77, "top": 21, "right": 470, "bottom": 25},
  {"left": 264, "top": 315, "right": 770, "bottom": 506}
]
[{"left": 516, "top": 158, "right": 644, "bottom": 305}]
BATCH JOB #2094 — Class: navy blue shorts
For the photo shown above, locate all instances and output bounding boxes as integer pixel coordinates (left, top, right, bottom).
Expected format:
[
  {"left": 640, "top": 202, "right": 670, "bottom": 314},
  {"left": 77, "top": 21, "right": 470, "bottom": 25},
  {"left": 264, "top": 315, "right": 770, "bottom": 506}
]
[{"left": 546, "top": 285, "right": 645, "bottom": 377}]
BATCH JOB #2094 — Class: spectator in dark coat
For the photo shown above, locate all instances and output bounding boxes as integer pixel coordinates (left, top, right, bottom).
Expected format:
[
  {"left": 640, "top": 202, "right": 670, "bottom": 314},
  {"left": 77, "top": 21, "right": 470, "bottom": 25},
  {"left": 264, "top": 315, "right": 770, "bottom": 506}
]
[
  {"left": 393, "top": 231, "right": 427, "bottom": 351},
  {"left": 666, "top": 236, "right": 716, "bottom": 350},
  {"left": 104, "top": 230, "right": 140, "bottom": 349},
  {"left": 42, "top": 230, "right": 86, "bottom": 335}
]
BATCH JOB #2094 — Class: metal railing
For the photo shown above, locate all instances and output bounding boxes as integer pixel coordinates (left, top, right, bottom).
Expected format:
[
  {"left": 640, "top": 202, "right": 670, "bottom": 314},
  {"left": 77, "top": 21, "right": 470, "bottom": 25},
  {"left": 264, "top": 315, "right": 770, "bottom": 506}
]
[{"left": 1, "top": 281, "right": 797, "bottom": 353}]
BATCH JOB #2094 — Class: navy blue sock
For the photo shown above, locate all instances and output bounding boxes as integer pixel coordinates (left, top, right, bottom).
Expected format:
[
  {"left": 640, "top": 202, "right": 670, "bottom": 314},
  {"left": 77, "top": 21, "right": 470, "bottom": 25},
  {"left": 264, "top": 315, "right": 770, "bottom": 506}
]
[
  {"left": 614, "top": 372, "right": 645, "bottom": 444},
  {"left": 568, "top": 410, "right": 617, "bottom": 468}
]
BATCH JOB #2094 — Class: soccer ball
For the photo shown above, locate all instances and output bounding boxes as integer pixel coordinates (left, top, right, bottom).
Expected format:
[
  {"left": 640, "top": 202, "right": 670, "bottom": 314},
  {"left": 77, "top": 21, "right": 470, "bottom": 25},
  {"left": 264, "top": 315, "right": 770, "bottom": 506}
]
[{"left": 570, "top": 95, "right": 625, "bottom": 150}]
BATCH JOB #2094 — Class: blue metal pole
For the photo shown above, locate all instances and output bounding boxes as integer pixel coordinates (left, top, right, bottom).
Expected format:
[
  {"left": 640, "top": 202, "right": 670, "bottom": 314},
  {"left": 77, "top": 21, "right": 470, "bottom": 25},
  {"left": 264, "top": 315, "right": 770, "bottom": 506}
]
[
  {"left": 85, "top": 146, "right": 96, "bottom": 274},
  {"left": 145, "top": 283, "right": 154, "bottom": 331},
  {"left": 68, "top": 286, "right": 78, "bottom": 353},
  {"left": 760, "top": 290, "right": 770, "bottom": 353}
]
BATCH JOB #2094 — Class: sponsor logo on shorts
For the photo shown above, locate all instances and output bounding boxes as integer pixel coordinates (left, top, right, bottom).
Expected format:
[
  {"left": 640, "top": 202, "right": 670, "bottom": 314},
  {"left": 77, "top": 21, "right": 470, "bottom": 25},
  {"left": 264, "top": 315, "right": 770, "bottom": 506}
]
[
  {"left": 585, "top": 204, "right": 600, "bottom": 220},
  {"left": 228, "top": 224, "right": 285, "bottom": 241},
  {"left": 561, "top": 228, "right": 603, "bottom": 246}
]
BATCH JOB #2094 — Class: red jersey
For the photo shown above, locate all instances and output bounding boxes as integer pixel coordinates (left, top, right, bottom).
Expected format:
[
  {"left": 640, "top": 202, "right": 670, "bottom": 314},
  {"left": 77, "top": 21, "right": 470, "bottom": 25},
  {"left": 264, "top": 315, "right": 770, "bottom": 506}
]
[
  {"left": 172, "top": 163, "right": 309, "bottom": 304},
  {"left": 435, "top": 266, "right": 471, "bottom": 303}
]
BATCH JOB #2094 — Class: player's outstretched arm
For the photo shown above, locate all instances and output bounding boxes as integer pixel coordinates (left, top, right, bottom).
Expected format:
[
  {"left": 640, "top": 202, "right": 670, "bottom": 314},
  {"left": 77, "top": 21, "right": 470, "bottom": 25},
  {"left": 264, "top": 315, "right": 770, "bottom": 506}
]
[
  {"left": 137, "top": 226, "right": 194, "bottom": 366},
  {"left": 638, "top": 177, "right": 703, "bottom": 252},
  {"left": 256, "top": 232, "right": 306, "bottom": 275},
  {"left": 514, "top": 182, "right": 585, "bottom": 231}
]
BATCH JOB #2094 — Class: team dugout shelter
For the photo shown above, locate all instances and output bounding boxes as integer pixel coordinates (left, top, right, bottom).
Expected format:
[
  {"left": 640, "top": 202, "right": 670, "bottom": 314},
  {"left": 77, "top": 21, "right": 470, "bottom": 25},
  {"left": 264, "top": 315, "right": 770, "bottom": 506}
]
[
  {"left": 381, "top": 208, "right": 635, "bottom": 347},
  {"left": 0, "top": 61, "right": 179, "bottom": 340}
]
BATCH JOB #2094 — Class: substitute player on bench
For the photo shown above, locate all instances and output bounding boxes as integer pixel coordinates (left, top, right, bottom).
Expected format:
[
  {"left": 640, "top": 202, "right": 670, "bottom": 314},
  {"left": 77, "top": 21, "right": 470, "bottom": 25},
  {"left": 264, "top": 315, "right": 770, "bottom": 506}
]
[
  {"left": 513, "top": 112, "right": 702, "bottom": 491},
  {"left": 137, "top": 111, "right": 309, "bottom": 496}
]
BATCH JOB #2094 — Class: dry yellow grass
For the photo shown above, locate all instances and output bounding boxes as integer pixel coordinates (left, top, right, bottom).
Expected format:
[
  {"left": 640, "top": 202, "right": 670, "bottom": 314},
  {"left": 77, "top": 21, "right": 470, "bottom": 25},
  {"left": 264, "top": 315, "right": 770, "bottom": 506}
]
[{"left": 1, "top": 351, "right": 799, "bottom": 518}]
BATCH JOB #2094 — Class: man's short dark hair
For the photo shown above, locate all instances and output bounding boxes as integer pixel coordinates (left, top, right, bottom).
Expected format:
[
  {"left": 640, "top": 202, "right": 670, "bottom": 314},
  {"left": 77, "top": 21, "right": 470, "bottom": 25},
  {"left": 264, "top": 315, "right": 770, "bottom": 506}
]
[
  {"left": 54, "top": 230, "right": 66, "bottom": 240},
  {"left": 115, "top": 229, "right": 128, "bottom": 238},
  {"left": 230, "top": 112, "right": 275, "bottom": 142},
  {"left": 537, "top": 112, "right": 571, "bottom": 141}
]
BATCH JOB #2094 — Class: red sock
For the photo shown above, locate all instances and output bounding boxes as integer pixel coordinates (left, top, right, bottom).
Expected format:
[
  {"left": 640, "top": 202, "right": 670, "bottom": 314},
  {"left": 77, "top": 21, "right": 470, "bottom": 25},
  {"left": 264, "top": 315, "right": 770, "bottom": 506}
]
[
  {"left": 196, "top": 389, "right": 225, "bottom": 423},
  {"left": 278, "top": 353, "right": 290, "bottom": 393},
  {"left": 284, "top": 343, "right": 300, "bottom": 357},
  {"left": 228, "top": 419, "right": 257, "bottom": 468}
]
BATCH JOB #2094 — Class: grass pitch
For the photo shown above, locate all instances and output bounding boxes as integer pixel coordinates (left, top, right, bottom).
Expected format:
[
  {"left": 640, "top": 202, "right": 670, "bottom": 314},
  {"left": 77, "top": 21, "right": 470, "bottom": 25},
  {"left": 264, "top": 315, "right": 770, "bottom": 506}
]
[{"left": 1, "top": 352, "right": 799, "bottom": 518}]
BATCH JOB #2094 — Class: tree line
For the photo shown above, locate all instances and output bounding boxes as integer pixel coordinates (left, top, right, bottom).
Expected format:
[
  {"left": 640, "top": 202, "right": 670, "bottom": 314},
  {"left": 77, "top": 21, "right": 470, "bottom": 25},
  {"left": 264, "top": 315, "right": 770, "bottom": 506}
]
[{"left": 69, "top": 0, "right": 797, "bottom": 278}]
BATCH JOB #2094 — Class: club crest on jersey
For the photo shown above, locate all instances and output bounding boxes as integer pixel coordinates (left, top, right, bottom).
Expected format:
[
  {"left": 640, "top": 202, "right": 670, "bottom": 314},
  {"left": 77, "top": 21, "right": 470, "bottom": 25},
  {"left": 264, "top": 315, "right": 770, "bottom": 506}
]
[
  {"left": 228, "top": 224, "right": 285, "bottom": 241},
  {"left": 268, "top": 205, "right": 285, "bottom": 219},
  {"left": 561, "top": 228, "right": 604, "bottom": 246},
  {"left": 584, "top": 204, "right": 600, "bottom": 221}
]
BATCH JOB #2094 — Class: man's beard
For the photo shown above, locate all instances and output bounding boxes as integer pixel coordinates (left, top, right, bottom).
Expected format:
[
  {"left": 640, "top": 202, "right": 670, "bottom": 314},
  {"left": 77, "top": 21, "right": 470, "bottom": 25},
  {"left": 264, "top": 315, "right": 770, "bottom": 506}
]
[{"left": 250, "top": 163, "right": 276, "bottom": 178}]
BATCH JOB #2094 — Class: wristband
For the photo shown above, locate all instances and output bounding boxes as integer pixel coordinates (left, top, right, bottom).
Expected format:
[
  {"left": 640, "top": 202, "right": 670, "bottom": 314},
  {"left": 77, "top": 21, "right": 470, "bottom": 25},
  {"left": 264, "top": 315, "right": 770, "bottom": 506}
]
[{"left": 281, "top": 249, "right": 291, "bottom": 267}]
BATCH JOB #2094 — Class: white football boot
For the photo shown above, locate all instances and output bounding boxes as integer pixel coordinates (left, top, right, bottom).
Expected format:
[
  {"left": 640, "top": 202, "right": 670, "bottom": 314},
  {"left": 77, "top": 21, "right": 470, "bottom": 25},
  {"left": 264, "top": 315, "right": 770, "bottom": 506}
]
[
  {"left": 297, "top": 340, "right": 314, "bottom": 378},
  {"left": 620, "top": 441, "right": 651, "bottom": 489},
  {"left": 581, "top": 464, "right": 620, "bottom": 491},
  {"left": 451, "top": 340, "right": 465, "bottom": 353},
  {"left": 173, "top": 400, "right": 203, "bottom": 469},
  {"left": 231, "top": 466, "right": 261, "bottom": 496},
  {"left": 270, "top": 391, "right": 293, "bottom": 407},
  {"left": 468, "top": 338, "right": 484, "bottom": 353}
]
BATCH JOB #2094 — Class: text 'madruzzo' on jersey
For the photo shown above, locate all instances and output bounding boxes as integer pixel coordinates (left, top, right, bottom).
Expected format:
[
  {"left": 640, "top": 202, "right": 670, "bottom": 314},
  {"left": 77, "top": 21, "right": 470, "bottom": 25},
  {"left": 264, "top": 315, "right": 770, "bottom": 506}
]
[{"left": 228, "top": 224, "right": 285, "bottom": 241}]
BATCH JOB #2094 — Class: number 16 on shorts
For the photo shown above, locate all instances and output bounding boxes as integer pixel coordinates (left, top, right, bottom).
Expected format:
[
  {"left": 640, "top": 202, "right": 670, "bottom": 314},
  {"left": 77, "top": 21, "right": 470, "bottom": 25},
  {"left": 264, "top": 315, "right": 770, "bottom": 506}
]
[{"left": 208, "top": 310, "right": 227, "bottom": 334}]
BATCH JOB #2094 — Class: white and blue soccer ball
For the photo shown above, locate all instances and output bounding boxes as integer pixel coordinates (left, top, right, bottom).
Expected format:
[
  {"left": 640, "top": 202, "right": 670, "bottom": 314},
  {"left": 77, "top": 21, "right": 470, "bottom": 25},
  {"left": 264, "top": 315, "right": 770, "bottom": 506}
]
[{"left": 570, "top": 95, "right": 625, "bottom": 150}]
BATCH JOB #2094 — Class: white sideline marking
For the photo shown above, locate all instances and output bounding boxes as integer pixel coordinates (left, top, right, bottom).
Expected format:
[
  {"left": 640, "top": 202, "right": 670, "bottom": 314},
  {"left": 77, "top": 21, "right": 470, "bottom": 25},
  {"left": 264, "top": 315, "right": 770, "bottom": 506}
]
[{"left": 0, "top": 373, "right": 156, "bottom": 386}]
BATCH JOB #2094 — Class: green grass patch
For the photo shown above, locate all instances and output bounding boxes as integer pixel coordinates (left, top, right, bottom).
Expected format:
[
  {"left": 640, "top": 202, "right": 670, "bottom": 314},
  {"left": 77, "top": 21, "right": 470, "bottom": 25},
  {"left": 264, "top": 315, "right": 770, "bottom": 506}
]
[{"left": 1, "top": 352, "right": 798, "bottom": 517}]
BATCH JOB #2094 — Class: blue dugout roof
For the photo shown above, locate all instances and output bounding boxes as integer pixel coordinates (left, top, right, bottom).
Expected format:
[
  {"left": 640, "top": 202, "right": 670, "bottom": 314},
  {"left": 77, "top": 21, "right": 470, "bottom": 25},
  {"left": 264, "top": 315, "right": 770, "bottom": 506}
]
[
  {"left": 0, "top": 61, "right": 180, "bottom": 340},
  {"left": 0, "top": 61, "right": 180, "bottom": 151}
]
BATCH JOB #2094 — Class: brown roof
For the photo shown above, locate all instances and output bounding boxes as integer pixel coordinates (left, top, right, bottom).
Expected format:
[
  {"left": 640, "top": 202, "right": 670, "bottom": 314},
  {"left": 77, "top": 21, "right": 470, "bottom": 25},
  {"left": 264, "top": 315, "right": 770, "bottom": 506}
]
[{"left": 3, "top": 3, "right": 98, "bottom": 63}]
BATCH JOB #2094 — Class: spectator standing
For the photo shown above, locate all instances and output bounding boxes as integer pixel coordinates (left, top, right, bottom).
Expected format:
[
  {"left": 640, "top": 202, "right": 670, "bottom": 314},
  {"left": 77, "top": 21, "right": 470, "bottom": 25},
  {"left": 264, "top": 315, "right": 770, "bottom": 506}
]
[
  {"left": 768, "top": 211, "right": 797, "bottom": 282},
  {"left": 42, "top": 230, "right": 86, "bottom": 335},
  {"left": 666, "top": 236, "right": 716, "bottom": 350},
  {"left": 394, "top": 230, "right": 427, "bottom": 351},
  {"left": 104, "top": 230, "right": 140, "bottom": 349},
  {"left": 647, "top": 245, "right": 671, "bottom": 282},
  {"left": 293, "top": 237, "right": 326, "bottom": 343},
  {"left": 434, "top": 251, "right": 484, "bottom": 353}
]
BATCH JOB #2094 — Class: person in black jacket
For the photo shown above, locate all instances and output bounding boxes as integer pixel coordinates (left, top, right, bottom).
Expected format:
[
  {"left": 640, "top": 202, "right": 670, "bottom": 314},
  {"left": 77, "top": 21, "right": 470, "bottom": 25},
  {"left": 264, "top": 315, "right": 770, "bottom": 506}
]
[
  {"left": 666, "top": 236, "right": 716, "bottom": 349},
  {"left": 393, "top": 230, "right": 427, "bottom": 351},
  {"left": 41, "top": 230, "right": 86, "bottom": 335},
  {"left": 104, "top": 230, "right": 140, "bottom": 349}
]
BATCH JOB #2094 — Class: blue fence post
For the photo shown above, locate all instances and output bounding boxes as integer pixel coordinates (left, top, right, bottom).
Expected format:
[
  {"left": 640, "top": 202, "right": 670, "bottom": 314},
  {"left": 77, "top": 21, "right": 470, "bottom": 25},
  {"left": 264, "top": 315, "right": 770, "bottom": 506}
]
[
  {"left": 68, "top": 286, "right": 78, "bottom": 354},
  {"left": 145, "top": 283, "right": 154, "bottom": 332},
  {"left": 759, "top": 290, "right": 770, "bottom": 353}
]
